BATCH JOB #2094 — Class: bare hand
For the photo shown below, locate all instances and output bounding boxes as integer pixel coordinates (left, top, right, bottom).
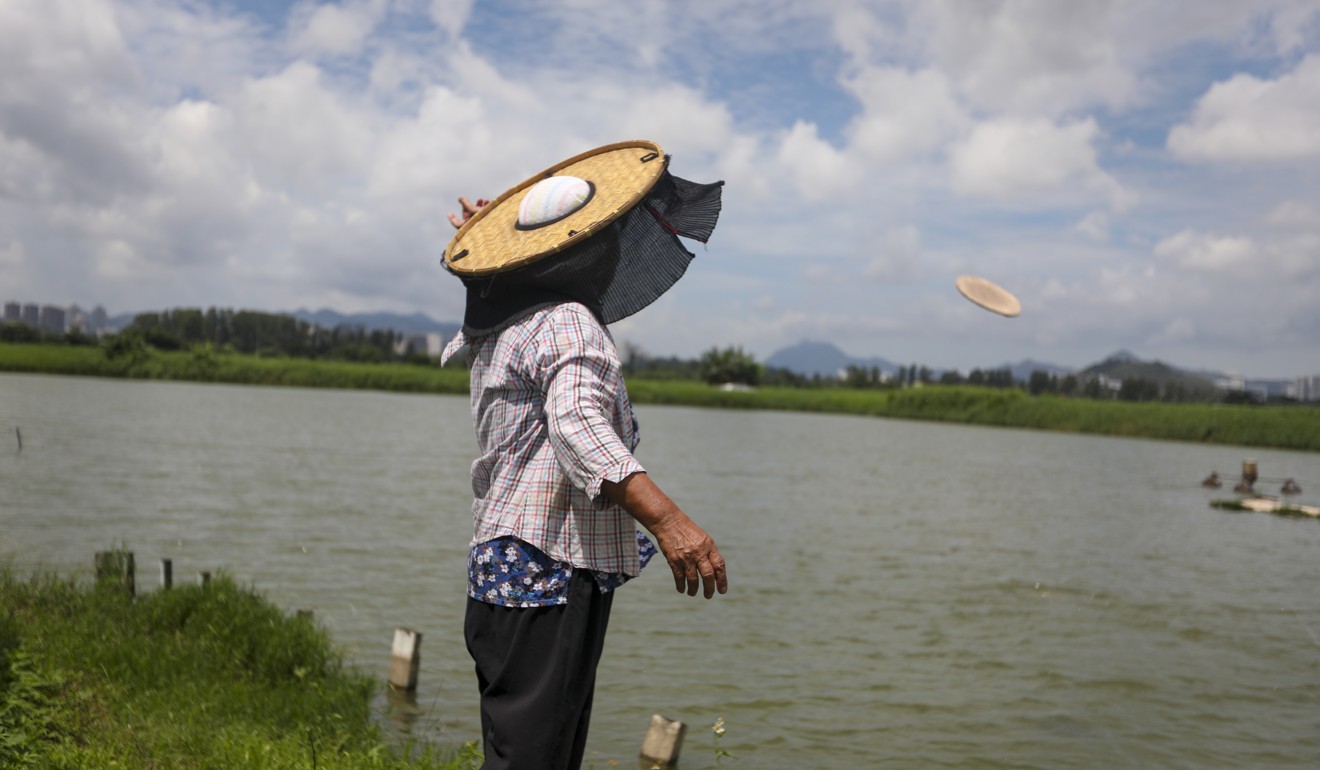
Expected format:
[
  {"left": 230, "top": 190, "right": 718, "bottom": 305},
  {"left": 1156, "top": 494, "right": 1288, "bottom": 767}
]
[
  {"left": 649, "top": 512, "right": 728, "bottom": 599},
  {"left": 447, "top": 196, "right": 488, "bottom": 229},
  {"left": 602, "top": 472, "right": 728, "bottom": 599}
]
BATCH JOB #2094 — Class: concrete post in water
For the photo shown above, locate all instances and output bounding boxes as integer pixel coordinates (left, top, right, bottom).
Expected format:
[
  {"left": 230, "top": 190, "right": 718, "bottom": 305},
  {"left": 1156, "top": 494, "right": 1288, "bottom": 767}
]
[
  {"left": 160, "top": 559, "right": 173, "bottom": 590},
  {"left": 388, "top": 627, "right": 422, "bottom": 692},
  {"left": 1242, "top": 458, "right": 1258, "bottom": 486},
  {"left": 638, "top": 713, "right": 686, "bottom": 769},
  {"left": 94, "top": 551, "right": 135, "bottom": 597}
]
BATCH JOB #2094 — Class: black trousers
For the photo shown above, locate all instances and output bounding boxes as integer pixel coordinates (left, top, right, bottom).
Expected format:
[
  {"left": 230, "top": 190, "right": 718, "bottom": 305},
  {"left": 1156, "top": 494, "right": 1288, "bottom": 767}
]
[{"left": 464, "top": 568, "right": 615, "bottom": 770}]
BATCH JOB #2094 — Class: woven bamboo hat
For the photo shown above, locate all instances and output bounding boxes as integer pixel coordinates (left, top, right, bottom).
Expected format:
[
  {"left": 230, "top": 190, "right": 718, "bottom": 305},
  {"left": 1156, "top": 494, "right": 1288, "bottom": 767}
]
[
  {"left": 955, "top": 274, "right": 1022, "bottom": 317},
  {"left": 444, "top": 140, "right": 669, "bottom": 276}
]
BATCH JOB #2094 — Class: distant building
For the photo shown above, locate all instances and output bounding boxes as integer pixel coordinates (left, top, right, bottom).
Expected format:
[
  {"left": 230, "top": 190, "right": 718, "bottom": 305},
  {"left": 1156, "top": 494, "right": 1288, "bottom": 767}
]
[
  {"left": 67, "top": 305, "right": 88, "bottom": 333},
  {"left": 21, "top": 303, "right": 39, "bottom": 326},
  {"left": 1290, "top": 374, "right": 1320, "bottom": 402},
  {"left": 91, "top": 305, "right": 108, "bottom": 333},
  {"left": 395, "top": 332, "right": 446, "bottom": 358},
  {"left": 3, "top": 301, "right": 19, "bottom": 323},
  {"left": 40, "top": 305, "right": 66, "bottom": 333},
  {"left": 1214, "top": 373, "right": 1246, "bottom": 392},
  {"left": 1096, "top": 373, "right": 1123, "bottom": 391}
]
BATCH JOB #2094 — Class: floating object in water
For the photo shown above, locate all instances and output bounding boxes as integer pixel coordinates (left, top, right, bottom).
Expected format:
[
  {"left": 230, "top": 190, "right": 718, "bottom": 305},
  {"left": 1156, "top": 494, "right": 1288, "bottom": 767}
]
[
  {"left": 1201, "top": 472, "right": 1221, "bottom": 488},
  {"left": 955, "top": 275, "right": 1021, "bottom": 317},
  {"left": 1281, "top": 478, "right": 1302, "bottom": 495},
  {"left": 1212, "top": 497, "right": 1319, "bottom": 518}
]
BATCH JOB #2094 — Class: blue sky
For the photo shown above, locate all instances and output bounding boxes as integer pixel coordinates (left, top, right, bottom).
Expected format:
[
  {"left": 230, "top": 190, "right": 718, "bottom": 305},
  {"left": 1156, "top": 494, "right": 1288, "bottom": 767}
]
[{"left": 3, "top": 0, "right": 1319, "bottom": 378}]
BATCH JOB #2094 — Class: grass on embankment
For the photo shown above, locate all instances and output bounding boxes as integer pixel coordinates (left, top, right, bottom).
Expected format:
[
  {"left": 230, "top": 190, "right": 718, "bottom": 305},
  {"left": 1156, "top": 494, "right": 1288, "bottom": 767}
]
[
  {"left": 0, "top": 341, "right": 471, "bottom": 394},
  {"left": 4, "top": 341, "right": 1319, "bottom": 452},
  {"left": 624, "top": 380, "right": 1320, "bottom": 452},
  {"left": 0, "top": 564, "right": 478, "bottom": 769}
]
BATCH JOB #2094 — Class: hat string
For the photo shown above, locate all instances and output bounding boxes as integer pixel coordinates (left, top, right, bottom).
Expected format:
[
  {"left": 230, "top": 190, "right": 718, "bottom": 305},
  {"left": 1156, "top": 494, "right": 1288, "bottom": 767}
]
[
  {"left": 644, "top": 204, "right": 679, "bottom": 236},
  {"left": 478, "top": 272, "right": 497, "bottom": 299}
]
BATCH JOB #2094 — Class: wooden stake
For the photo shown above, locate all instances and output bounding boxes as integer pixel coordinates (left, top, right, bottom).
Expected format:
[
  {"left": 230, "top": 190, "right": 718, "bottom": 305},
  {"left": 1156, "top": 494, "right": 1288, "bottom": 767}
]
[
  {"left": 638, "top": 713, "right": 686, "bottom": 769},
  {"left": 198, "top": 571, "right": 211, "bottom": 587},
  {"left": 160, "top": 559, "right": 173, "bottom": 590},
  {"left": 94, "top": 551, "right": 135, "bottom": 598},
  {"left": 388, "top": 627, "right": 422, "bottom": 692}
]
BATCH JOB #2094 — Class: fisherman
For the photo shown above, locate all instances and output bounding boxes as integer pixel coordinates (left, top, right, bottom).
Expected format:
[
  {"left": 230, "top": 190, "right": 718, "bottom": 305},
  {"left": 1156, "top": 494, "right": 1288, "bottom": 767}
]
[{"left": 439, "top": 141, "right": 729, "bottom": 770}]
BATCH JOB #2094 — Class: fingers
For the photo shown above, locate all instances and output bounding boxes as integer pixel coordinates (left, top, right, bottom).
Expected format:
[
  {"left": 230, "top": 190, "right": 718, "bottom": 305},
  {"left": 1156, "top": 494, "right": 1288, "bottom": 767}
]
[
  {"left": 447, "top": 196, "right": 489, "bottom": 229},
  {"left": 698, "top": 553, "right": 728, "bottom": 599},
  {"left": 668, "top": 548, "right": 727, "bottom": 599}
]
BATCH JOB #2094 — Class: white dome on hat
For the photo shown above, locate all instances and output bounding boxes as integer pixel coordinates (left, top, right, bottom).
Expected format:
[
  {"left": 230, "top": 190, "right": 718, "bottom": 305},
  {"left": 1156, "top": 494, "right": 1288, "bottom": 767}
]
[{"left": 517, "top": 176, "right": 594, "bottom": 229}]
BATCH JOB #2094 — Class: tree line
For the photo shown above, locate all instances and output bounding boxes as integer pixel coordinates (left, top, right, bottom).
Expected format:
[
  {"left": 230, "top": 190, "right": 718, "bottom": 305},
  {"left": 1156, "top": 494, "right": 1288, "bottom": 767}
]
[
  {"left": 0, "top": 312, "right": 1295, "bottom": 405},
  {"left": 630, "top": 344, "right": 1285, "bottom": 405},
  {"left": 2, "top": 307, "right": 435, "bottom": 364}
]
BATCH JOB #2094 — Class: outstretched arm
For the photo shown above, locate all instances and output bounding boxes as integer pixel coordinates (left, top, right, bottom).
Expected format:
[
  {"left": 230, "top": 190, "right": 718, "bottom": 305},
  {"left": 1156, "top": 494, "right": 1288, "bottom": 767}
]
[{"left": 602, "top": 472, "right": 728, "bottom": 599}]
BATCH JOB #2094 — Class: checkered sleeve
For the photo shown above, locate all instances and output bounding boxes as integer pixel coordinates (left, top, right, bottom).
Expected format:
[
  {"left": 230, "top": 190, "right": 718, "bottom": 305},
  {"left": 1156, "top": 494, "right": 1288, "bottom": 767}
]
[{"left": 538, "top": 305, "right": 644, "bottom": 502}]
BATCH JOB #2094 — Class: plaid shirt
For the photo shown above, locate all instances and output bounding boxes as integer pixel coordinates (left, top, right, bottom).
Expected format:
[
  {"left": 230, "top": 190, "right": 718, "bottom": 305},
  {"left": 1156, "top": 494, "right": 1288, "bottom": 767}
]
[{"left": 441, "top": 303, "right": 647, "bottom": 578}]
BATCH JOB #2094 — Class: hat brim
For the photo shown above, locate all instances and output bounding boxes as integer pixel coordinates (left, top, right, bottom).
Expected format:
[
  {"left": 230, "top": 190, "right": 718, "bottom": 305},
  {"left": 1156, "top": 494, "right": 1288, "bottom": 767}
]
[
  {"left": 444, "top": 140, "right": 668, "bottom": 276},
  {"left": 955, "top": 274, "right": 1021, "bottom": 317}
]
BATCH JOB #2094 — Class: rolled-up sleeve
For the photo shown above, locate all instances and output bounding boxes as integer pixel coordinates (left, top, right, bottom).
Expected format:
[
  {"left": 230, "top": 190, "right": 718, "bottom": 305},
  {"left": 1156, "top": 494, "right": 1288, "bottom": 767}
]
[{"left": 538, "top": 306, "right": 644, "bottom": 502}]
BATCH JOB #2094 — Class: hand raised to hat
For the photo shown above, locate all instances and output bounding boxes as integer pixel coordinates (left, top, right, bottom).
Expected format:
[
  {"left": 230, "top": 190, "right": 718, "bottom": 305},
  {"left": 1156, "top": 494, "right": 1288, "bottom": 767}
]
[
  {"left": 603, "top": 472, "right": 728, "bottom": 600},
  {"left": 447, "top": 196, "right": 489, "bottom": 229}
]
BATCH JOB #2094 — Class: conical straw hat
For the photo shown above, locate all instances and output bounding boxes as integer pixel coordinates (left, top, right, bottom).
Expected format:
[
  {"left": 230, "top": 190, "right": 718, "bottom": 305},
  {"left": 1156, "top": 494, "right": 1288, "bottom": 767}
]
[
  {"left": 955, "top": 274, "right": 1021, "bottom": 317},
  {"left": 444, "top": 140, "right": 668, "bottom": 276}
]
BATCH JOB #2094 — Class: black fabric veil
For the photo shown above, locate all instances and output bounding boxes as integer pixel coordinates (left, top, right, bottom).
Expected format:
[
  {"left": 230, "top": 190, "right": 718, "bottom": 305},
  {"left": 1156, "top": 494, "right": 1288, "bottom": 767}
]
[{"left": 454, "top": 170, "right": 723, "bottom": 337}]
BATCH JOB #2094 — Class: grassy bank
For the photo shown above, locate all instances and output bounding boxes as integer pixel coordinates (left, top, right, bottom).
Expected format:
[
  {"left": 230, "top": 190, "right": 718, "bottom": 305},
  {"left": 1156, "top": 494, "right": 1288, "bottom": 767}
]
[
  {"left": 0, "top": 341, "right": 470, "bottom": 394},
  {"left": 4, "top": 342, "right": 1318, "bottom": 451},
  {"left": 0, "top": 562, "right": 477, "bottom": 769},
  {"left": 625, "top": 380, "right": 1320, "bottom": 452}
]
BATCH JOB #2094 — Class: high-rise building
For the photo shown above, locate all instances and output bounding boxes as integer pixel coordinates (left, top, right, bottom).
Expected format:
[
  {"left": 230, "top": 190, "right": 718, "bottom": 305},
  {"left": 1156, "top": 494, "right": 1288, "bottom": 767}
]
[
  {"left": 40, "top": 305, "right": 66, "bottom": 333},
  {"left": 1289, "top": 374, "right": 1320, "bottom": 402},
  {"left": 22, "top": 303, "right": 39, "bottom": 326},
  {"left": 3, "top": 301, "right": 19, "bottom": 322}
]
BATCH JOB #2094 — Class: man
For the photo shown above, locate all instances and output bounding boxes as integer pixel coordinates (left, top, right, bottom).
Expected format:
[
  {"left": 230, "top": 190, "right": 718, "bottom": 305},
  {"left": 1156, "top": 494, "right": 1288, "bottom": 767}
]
[{"left": 439, "top": 141, "right": 729, "bottom": 770}]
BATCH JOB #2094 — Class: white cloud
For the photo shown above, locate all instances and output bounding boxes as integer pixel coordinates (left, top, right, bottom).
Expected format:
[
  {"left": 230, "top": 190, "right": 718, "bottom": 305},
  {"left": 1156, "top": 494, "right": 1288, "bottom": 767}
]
[
  {"left": 917, "top": 0, "right": 1139, "bottom": 116},
  {"left": 842, "top": 67, "right": 967, "bottom": 163},
  {"left": 289, "top": 0, "right": 387, "bottom": 58},
  {"left": 1269, "top": 1, "right": 1320, "bottom": 55},
  {"left": 1075, "top": 211, "right": 1110, "bottom": 242},
  {"left": 775, "top": 121, "right": 862, "bottom": 201},
  {"left": 0, "top": 239, "right": 26, "bottom": 270},
  {"left": 949, "top": 117, "right": 1131, "bottom": 209},
  {"left": 1168, "top": 54, "right": 1320, "bottom": 162},
  {"left": 1266, "top": 200, "right": 1320, "bottom": 229},
  {"left": 1154, "top": 229, "right": 1256, "bottom": 272},
  {"left": 229, "top": 62, "right": 374, "bottom": 193},
  {"left": 428, "top": 0, "right": 475, "bottom": 40},
  {"left": 1149, "top": 317, "right": 1197, "bottom": 345},
  {"left": 863, "top": 226, "right": 922, "bottom": 281}
]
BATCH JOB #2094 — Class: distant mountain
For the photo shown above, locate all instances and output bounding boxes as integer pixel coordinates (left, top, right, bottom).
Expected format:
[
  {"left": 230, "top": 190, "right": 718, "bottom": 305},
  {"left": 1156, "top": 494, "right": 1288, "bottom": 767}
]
[
  {"left": 765, "top": 340, "right": 1076, "bottom": 382},
  {"left": 1101, "top": 349, "right": 1142, "bottom": 365},
  {"left": 1002, "top": 359, "right": 1071, "bottom": 381},
  {"left": 766, "top": 341, "right": 900, "bottom": 377},
  {"left": 289, "top": 308, "right": 458, "bottom": 338},
  {"left": 1082, "top": 351, "right": 1220, "bottom": 397}
]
